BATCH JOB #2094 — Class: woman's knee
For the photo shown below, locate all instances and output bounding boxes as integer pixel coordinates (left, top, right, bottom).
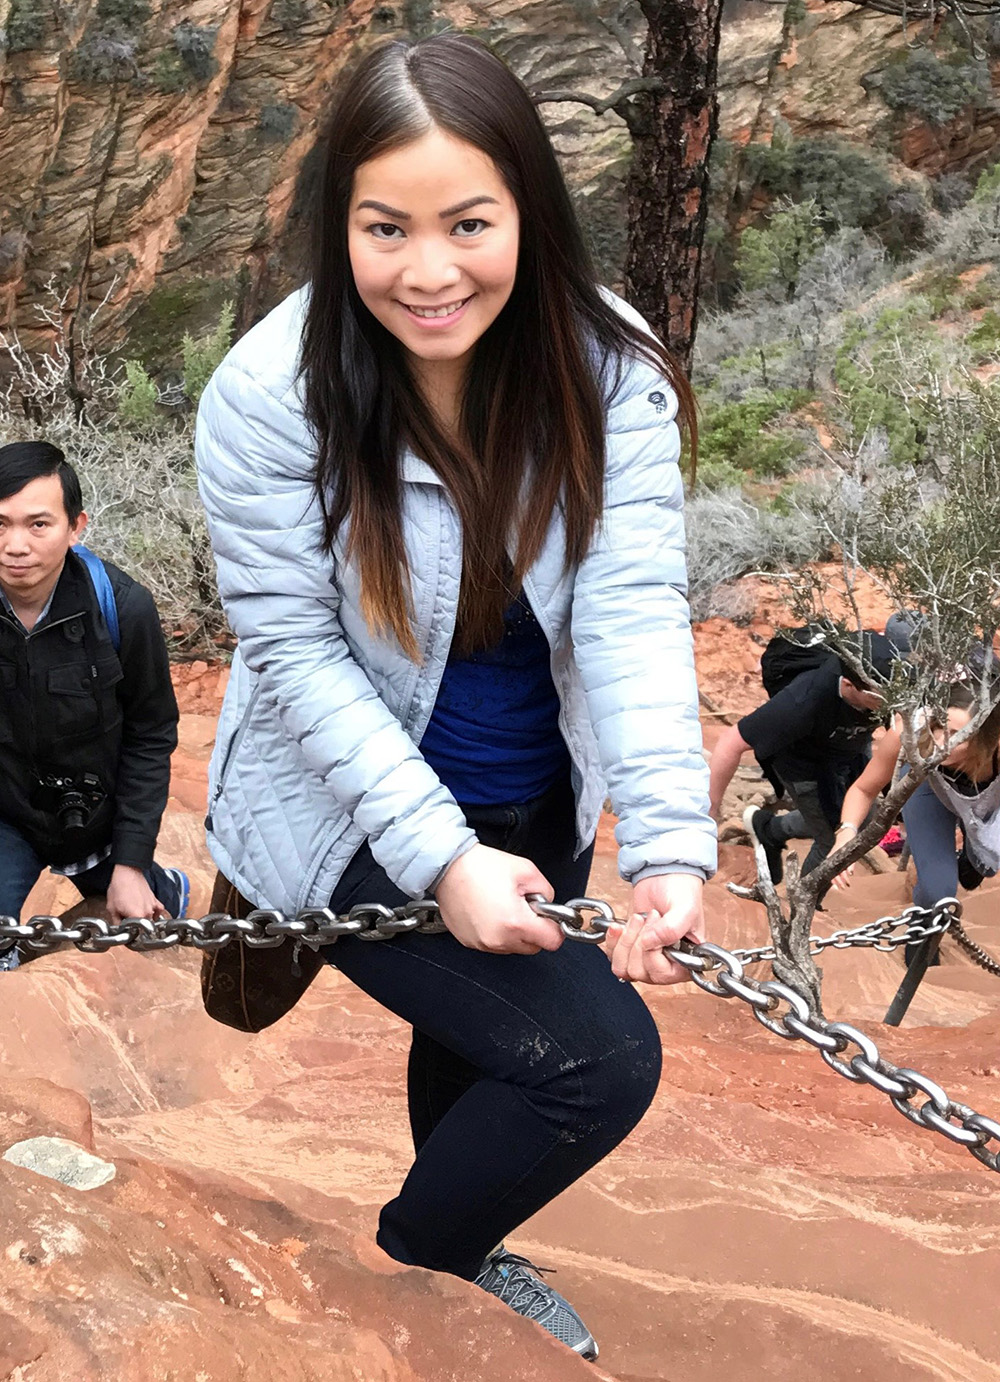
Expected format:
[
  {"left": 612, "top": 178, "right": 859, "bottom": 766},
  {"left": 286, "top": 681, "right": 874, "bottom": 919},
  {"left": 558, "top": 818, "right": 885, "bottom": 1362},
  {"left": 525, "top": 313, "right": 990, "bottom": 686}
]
[{"left": 545, "top": 998, "right": 662, "bottom": 1139}]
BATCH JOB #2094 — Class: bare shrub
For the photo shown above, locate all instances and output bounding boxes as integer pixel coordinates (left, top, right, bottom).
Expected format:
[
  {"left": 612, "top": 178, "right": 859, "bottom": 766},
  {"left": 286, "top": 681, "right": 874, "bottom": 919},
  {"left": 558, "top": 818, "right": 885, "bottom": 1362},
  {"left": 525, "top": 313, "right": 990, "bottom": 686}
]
[{"left": 685, "top": 487, "right": 829, "bottom": 619}]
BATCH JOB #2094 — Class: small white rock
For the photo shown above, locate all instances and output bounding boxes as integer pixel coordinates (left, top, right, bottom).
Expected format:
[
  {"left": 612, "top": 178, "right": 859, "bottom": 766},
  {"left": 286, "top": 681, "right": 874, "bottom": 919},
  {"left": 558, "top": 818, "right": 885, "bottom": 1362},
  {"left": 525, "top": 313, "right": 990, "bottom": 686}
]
[{"left": 3, "top": 1136, "right": 116, "bottom": 1190}]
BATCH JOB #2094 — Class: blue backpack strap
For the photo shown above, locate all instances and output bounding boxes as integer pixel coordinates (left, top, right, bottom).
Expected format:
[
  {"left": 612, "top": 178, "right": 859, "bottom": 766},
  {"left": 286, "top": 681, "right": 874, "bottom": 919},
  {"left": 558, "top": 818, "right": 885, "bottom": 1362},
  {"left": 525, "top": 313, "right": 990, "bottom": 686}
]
[{"left": 74, "top": 543, "right": 121, "bottom": 652}]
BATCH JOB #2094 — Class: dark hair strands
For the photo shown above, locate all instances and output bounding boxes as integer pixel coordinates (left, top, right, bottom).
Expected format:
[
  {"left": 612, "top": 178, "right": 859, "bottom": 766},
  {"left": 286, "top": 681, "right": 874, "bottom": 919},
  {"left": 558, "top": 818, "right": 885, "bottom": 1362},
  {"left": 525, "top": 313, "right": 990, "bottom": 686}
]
[
  {"left": 301, "top": 34, "right": 696, "bottom": 661},
  {"left": 0, "top": 440, "right": 84, "bottom": 523}
]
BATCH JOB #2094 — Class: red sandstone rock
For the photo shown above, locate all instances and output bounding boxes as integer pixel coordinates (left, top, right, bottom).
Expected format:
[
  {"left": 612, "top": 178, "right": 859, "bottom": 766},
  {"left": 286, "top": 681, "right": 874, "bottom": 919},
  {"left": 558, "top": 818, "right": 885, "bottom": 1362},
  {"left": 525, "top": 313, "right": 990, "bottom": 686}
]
[{"left": 5, "top": 625, "right": 1000, "bottom": 1379}]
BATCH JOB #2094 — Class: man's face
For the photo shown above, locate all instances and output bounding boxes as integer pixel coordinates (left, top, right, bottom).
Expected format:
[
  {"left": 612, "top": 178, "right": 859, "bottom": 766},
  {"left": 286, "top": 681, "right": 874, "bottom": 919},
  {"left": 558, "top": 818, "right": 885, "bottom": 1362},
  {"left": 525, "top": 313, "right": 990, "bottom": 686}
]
[{"left": 0, "top": 474, "right": 87, "bottom": 603}]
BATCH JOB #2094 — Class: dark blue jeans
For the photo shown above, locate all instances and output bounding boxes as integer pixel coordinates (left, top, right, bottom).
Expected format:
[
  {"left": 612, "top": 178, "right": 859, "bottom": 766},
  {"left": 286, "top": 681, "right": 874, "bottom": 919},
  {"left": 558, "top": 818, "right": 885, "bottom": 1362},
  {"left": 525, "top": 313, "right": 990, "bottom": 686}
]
[
  {"left": 902, "top": 777, "right": 995, "bottom": 909},
  {"left": 324, "top": 776, "right": 663, "bottom": 1280},
  {"left": 0, "top": 815, "right": 180, "bottom": 950}
]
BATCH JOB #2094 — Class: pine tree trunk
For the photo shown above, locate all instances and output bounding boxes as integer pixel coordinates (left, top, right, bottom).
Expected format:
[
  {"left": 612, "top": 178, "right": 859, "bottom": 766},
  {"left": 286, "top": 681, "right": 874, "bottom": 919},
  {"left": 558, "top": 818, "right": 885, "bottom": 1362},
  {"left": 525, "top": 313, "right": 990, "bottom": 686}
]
[{"left": 624, "top": 0, "right": 724, "bottom": 370}]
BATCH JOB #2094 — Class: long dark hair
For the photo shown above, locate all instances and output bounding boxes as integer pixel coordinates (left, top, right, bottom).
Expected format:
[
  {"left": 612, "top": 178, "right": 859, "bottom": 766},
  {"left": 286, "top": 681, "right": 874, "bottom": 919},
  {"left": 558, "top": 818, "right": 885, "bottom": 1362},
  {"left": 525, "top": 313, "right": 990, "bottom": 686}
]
[{"left": 301, "top": 34, "right": 696, "bottom": 659}]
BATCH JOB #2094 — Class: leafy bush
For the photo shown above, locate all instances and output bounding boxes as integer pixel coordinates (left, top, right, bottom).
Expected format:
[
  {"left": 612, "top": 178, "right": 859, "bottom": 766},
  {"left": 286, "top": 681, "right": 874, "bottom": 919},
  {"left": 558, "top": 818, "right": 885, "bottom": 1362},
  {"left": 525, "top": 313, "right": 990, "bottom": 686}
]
[
  {"left": 697, "top": 388, "right": 813, "bottom": 489},
  {"left": 181, "top": 300, "right": 235, "bottom": 405},
  {"left": 117, "top": 360, "right": 160, "bottom": 431},
  {"left": 967, "top": 309, "right": 1000, "bottom": 363},
  {"left": 934, "top": 182, "right": 1000, "bottom": 268},
  {"left": 744, "top": 136, "right": 895, "bottom": 231},
  {"left": 833, "top": 302, "right": 941, "bottom": 465},
  {"left": 257, "top": 102, "right": 297, "bottom": 143},
  {"left": 880, "top": 50, "right": 991, "bottom": 126},
  {"left": 736, "top": 200, "right": 824, "bottom": 301},
  {"left": 974, "top": 163, "right": 1000, "bottom": 202},
  {"left": 6, "top": 0, "right": 46, "bottom": 52}
]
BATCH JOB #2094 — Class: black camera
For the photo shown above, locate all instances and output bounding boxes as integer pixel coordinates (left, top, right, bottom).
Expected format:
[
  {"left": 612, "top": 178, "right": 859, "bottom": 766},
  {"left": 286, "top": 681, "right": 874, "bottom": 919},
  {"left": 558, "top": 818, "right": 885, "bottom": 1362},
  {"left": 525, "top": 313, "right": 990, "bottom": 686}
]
[{"left": 32, "top": 773, "right": 106, "bottom": 835}]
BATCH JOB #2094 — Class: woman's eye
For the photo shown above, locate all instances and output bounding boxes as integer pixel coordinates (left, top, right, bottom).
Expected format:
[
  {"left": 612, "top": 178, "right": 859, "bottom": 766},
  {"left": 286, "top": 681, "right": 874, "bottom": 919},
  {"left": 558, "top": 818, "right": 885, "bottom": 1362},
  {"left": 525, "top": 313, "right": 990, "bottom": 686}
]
[
  {"left": 369, "top": 223, "right": 404, "bottom": 240},
  {"left": 453, "top": 218, "right": 487, "bottom": 237}
]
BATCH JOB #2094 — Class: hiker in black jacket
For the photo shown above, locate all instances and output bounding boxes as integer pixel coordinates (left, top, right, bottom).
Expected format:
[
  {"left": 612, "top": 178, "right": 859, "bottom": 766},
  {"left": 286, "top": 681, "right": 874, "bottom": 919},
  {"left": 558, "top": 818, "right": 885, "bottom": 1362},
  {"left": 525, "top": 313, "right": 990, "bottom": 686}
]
[
  {"left": 708, "top": 630, "right": 896, "bottom": 883},
  {"left": 0, "top": 441, "right": 187, "bottom": 971}
]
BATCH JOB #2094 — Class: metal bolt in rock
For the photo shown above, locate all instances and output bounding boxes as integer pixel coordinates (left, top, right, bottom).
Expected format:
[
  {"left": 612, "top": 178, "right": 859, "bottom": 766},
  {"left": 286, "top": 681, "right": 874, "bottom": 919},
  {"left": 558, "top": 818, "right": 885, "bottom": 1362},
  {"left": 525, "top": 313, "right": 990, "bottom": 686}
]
[{"left": 3, "top": 895, "right": 998, "bottom": 1174}]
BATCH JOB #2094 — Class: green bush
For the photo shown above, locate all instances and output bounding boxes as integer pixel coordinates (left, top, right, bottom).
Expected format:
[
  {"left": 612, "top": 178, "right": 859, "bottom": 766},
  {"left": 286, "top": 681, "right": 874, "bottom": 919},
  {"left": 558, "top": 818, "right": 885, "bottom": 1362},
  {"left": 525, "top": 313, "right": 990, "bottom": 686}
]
[
  {"left": 182, "top": 301, "right": 235, "bottom": 405},
  {"left": 6, "top": 0, "right": 46, "bottom": 52},
  {"left": 880, "top": 50, "right": 991, "bottom": 126},
  {"left": 117, "top": 360, "right": 160, "bottom": 431},
  {"left": 974, "top": 164, "right": 1000, "bottom": 202},
  {"left": 697, "top": 387, "right": 813, "bottom": 489},
  {"left": 744, "top": 136, "right": 895, "bottom": 231},
  {"left": 962, "top": 271, "right": 999, "bottom": 311},
  {"left": 967, "top": 309, "right": 1000, "bottom": 363},
  {"left": 833, "top": 303, "right": 939, "bottom": 464},
  {"left": 736, "top": 201, "right": 824, "bottom": 301}
]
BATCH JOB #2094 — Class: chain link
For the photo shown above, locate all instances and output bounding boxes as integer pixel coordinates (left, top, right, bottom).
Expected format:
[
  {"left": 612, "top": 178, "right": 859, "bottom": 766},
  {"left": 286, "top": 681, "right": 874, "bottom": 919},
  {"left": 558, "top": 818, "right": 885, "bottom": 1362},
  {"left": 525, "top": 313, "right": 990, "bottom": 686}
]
[{"left": 3, "top": 895, "right": 997, "bottom": 1174}]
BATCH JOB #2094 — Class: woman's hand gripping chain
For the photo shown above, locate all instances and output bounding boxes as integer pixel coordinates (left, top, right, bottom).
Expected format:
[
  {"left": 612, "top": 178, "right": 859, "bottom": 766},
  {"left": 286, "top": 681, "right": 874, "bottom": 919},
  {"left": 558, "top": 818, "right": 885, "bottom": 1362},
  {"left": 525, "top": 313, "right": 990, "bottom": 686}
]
[{"left": 602, "top": 873, "right": 706, "bottom": 985}]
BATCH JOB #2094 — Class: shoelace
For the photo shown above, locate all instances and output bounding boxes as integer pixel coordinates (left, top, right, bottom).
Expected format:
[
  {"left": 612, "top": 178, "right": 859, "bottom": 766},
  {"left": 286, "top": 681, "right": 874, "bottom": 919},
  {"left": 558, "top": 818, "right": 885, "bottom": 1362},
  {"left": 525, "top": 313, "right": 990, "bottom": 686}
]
[{"left": 486, "top": 1252, "right": 557, "bottom": 1317}]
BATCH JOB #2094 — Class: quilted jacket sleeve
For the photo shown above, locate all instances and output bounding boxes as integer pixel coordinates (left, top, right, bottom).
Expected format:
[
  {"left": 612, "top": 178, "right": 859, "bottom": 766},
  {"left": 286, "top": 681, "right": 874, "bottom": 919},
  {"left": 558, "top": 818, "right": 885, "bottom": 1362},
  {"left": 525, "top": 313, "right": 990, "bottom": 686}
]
[
  {"left": 571, "top": 355, "right": 717, "bottom": 883},
  {"left": 195, "top": 361, "right": 476, "bottom": 898}
]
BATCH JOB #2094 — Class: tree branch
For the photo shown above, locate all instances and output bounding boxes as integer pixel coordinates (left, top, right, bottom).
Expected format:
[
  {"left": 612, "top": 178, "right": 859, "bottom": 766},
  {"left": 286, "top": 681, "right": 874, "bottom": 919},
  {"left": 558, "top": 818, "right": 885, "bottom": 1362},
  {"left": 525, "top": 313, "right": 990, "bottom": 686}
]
[{"left": 531, "top": 76, "right": 667, "bottom": 134}]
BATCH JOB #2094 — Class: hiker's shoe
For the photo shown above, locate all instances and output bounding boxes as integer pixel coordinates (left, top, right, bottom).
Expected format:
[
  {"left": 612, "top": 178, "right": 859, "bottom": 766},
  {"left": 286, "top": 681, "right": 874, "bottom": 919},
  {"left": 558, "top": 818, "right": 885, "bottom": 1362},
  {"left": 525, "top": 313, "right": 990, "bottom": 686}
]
[
  {"left": 0, "top": 943, "right": 20, "bottom": 972},
  {"left": 743, "top": 804, "right": 784, "bottom": 884},
  {"left": 164, "top": 868, "right": 190, "bottom": 920},
  {"left": 957, "top": 849, "right": 985, "bottom": 892},
  {"left": 474, "top": 1247, "right": 598, "bottom": 1361}
]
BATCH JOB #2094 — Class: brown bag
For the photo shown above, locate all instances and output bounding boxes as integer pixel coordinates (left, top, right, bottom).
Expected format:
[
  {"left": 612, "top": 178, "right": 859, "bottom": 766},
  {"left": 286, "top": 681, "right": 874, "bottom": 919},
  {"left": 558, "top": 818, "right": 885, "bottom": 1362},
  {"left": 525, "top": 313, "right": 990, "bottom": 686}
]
[{"left": 200, "top": 872, "right": 325, "bottom": 1032}]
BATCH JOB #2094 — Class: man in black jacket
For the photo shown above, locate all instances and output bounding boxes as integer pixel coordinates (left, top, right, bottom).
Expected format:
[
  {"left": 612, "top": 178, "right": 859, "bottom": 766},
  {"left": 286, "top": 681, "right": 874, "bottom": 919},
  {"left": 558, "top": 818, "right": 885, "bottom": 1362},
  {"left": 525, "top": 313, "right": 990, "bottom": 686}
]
[{"left": 0, "top": 441, "right": 186, "bottom": 971}]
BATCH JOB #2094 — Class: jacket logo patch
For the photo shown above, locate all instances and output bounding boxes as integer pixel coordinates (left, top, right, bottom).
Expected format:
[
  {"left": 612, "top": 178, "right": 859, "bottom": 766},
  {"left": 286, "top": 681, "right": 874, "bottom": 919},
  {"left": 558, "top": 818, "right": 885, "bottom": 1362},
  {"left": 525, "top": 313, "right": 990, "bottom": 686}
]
[{"left": 647, "top": 391, "right": 668, "bottom": 414}]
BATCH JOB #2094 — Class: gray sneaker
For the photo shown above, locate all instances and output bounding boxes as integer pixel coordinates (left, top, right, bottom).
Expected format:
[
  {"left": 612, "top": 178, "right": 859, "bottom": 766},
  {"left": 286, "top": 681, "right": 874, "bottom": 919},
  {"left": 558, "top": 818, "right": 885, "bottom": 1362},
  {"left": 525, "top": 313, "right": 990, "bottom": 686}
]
[
  {"left": 474, "top": 1247, "right": 598, "bottom": 1361},
  {"left": 0, "top": 943, "right": 20, "bottom": 972}
]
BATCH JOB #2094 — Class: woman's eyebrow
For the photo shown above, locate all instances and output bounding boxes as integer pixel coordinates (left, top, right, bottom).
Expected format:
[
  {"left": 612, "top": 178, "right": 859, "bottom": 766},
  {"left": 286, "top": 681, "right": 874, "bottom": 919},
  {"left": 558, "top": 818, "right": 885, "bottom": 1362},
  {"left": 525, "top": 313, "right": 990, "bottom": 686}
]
[
  {"left": 439, "top": 196, "right": 499, "bottom": 218},
  {"left": 357, "top": 199, "right": 410, "bottom": 218}
]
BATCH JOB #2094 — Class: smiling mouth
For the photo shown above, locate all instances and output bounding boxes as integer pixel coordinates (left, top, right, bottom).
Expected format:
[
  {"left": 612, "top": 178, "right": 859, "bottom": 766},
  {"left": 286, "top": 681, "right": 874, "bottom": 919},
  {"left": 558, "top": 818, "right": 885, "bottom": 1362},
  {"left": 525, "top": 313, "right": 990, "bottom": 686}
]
[{"left": 401, "top": 297, "right": 472, "bottom": 320}]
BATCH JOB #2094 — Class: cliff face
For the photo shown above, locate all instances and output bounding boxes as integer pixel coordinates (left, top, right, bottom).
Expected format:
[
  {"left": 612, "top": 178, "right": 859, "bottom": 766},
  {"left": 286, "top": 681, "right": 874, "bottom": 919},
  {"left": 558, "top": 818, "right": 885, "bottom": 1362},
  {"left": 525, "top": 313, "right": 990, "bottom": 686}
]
[{"left": 0, "top": 0, "right": 996, "bottom": 358}]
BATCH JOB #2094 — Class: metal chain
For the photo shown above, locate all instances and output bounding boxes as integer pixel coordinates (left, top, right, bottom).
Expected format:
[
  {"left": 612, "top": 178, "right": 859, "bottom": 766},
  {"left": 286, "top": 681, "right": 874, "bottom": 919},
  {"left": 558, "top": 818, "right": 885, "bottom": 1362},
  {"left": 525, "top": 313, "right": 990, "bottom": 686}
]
[
  {"left": 727, "top": 902, "right": 961, "bottom": 968},
  {"left": 952, "top": 919, "right": 1000, "bottom": 977},
  {"left": 3, "top": 895, "right": 998, "bottom": 1174}
]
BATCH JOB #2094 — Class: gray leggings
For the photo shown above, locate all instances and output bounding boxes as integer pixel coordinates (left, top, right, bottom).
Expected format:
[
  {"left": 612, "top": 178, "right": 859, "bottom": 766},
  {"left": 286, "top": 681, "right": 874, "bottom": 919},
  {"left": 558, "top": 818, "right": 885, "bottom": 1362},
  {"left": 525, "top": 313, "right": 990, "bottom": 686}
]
[{"left": 901, "top": 777, "right": 993, "bottom": 908}]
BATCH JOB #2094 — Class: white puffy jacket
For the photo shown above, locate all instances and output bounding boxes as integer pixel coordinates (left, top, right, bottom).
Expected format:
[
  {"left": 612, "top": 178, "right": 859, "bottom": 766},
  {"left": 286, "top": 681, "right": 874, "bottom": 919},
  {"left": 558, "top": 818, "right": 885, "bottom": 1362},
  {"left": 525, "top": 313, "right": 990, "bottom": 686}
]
[{"left": 195, "top": 287, "right": 716, "bottom": 912}]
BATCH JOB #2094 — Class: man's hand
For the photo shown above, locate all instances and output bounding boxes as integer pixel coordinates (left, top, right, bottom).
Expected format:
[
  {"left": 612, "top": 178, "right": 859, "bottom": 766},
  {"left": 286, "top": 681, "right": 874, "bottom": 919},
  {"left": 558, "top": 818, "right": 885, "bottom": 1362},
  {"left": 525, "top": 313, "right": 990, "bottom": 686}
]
[
  {"left": 436, "top": 844, "right": 563, "bottom": 954},
  {"left": 105, "top": 864, "right": 171, "bottom": 924},
  {"left": 602, "top": 873, "right": 706, "bottom": 985}
]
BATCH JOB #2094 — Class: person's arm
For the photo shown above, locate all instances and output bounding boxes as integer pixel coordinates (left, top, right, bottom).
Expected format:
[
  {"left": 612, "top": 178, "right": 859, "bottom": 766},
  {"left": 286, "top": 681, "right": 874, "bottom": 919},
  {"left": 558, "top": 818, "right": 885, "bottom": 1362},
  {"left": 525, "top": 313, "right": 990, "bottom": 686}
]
[
  {"left": 571, "top": 347, "right": 715, "bottom": 983},
  {"left": 829, "top": 728, "right": 900, "bottom": 889},
  {"left": 108, "top": 580, "right": 178, "bottom": 873},
  {"left": 196, "top": 360, "right": 479, "bottom": 901},
  {"left": 708, "top": 723, "right": 752, "bottom": 819}
]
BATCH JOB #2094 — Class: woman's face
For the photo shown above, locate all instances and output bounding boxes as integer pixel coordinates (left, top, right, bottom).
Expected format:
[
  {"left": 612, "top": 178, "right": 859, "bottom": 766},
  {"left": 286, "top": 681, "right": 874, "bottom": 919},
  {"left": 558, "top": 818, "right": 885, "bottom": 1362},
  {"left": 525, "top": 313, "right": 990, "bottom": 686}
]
[
  {"left": 933, "top": 705, "right": 973, "bottom": 766},
  {"left": 348, "top": 127, "right": 520, "bottom": 388}
]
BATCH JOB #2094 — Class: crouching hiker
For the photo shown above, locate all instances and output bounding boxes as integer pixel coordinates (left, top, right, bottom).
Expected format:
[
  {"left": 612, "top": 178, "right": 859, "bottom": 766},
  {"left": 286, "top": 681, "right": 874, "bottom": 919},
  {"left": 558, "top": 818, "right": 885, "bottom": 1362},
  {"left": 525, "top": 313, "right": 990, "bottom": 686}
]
[
  {"left": 709, "top": 629, "right": 896, "bottom": 883},
  {"left": 0, "top": 441, "right": 188, "bottom": 971}
]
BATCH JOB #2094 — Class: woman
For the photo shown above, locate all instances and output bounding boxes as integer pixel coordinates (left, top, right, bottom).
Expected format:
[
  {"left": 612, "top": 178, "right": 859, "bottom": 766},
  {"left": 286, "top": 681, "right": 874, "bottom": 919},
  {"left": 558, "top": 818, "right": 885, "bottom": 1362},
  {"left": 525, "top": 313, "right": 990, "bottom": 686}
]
[
  {"left": 195, "top": 35, "right": 715, "bottom": 1360},
  {"left": 832, "top": 681, "right": 1000, "bottom": 921}
]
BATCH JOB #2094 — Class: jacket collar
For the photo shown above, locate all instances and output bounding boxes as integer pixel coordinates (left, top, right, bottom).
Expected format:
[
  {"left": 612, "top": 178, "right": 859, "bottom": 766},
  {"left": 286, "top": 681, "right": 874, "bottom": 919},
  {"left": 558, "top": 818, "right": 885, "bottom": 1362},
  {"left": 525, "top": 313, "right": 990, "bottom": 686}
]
[{"left": 400, "top": 450, "right": 443, "bottom": 487}]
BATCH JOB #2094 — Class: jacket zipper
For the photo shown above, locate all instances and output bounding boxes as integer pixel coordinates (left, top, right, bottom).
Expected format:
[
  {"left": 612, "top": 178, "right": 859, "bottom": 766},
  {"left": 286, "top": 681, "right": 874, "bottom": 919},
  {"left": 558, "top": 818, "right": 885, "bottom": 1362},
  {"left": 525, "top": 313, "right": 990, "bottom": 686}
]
[{"left": 205, "top": 684, "right": 261, "bottom": 831}]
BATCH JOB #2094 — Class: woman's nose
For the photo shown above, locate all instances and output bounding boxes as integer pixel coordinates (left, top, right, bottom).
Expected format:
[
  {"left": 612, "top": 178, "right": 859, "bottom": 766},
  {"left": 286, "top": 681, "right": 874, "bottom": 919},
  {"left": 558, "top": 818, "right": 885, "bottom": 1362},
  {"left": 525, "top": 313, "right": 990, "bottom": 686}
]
[{"left": 400, "top": 238, "right": 462, "bottom": 294}]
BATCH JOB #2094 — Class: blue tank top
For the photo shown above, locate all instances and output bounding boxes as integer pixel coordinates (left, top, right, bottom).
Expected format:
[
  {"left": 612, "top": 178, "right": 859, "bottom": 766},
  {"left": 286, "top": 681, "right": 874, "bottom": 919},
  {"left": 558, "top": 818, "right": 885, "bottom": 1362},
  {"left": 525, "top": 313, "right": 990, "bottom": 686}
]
[{"left": 420, "top": 592, "right": 570, "bottom": 806}]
